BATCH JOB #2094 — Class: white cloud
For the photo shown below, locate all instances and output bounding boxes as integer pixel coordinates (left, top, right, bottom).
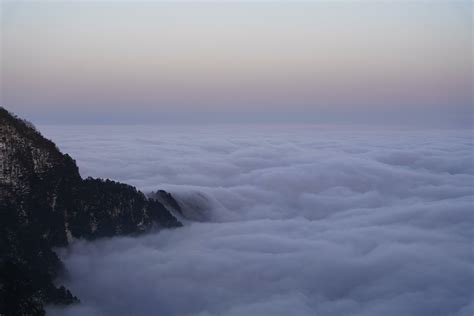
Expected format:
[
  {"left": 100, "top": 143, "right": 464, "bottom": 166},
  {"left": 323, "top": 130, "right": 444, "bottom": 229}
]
[{"left": 42, "top": 125, "right": 473, "bottom": 316}]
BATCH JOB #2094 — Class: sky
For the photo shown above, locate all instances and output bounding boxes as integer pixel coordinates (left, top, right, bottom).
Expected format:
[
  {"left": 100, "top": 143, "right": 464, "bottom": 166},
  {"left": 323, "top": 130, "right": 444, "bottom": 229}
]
[
  {"left": 0, "top": 0, "right": 472, "bottom": 126},
  {"left": 40, "top": 125, "right": 473, "bottom": 316}
]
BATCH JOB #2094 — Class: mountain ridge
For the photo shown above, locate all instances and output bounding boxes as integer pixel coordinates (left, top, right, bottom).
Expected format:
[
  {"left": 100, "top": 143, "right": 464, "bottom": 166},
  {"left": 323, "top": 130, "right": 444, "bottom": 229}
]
[{"left": 0, "top": 107, "right": 182, "bottom": 315}]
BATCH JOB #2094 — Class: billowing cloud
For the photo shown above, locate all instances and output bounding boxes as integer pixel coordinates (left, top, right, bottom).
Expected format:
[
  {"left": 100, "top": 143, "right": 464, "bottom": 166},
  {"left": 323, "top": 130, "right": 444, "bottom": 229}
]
[{"left": 43, "top": 125, "right": 473, "bottom": 316}]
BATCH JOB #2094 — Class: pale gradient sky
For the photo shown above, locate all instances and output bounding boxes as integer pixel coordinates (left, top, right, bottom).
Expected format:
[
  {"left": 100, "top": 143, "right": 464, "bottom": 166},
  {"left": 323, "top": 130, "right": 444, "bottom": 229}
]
[{"left": 0, "top": 0, "right": 472, "bottom": 126}]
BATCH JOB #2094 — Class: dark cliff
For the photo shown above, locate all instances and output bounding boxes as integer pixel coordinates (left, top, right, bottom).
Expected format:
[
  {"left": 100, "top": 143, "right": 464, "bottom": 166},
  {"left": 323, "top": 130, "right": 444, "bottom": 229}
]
[{"left": 0, "top": 107, "right": 182, "bottom": 315}]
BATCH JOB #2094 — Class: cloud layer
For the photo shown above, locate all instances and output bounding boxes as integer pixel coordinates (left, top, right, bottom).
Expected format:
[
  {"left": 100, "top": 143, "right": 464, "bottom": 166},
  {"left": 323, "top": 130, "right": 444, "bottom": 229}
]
[{"left": 42, "top": 125, "right": 473, "bottom": 316}]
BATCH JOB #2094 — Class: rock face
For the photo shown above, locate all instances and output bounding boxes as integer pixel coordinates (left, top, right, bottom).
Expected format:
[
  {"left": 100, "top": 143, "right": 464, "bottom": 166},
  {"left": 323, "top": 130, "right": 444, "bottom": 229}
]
[
  {"left": 150, "top": 189, "right": 184, "bottom": 217},
  {"left": 0, "top": 107, "right": 182, "bottom": 315}
]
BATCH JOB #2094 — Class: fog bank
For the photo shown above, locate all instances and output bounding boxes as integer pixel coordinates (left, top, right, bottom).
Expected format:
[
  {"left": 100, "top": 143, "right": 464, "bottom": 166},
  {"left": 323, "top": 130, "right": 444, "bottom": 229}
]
[{"left": 42, "top": 125, "right": 473, "bottom": 316}]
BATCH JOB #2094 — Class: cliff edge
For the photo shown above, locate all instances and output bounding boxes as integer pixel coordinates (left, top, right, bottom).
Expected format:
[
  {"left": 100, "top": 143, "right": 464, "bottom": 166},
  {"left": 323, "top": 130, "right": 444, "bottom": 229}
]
[{"left": 0, "top": 107, "right": 182, "bottom": 315}]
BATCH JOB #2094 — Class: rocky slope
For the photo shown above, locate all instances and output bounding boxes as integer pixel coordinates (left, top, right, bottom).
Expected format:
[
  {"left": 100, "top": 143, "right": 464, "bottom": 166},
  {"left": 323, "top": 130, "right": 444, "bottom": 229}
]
[{"left": 0, "top": 107, "right": 182, "bottom": 315}]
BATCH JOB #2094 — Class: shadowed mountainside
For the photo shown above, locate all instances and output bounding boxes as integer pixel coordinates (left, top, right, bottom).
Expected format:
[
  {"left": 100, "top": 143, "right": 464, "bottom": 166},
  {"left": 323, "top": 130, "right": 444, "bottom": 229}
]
[{"left": 0, "top": 107, "right": 182, "bottom": 315}]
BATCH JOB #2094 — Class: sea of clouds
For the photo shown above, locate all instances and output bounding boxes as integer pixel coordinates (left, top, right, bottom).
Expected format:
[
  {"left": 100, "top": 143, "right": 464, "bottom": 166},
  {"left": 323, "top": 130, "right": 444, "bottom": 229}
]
[{"left": 41, "top": 125, "right": 473, "bottom": 316}]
